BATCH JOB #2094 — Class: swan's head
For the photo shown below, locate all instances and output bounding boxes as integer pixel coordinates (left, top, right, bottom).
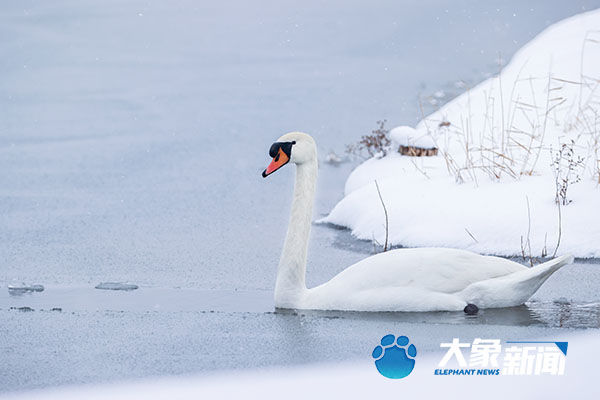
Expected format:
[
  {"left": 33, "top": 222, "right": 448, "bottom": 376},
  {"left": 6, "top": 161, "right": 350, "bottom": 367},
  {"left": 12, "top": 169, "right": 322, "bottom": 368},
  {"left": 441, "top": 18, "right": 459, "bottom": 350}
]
[{"left": 262, "top": 132, "right": 316, "bottom": 178}]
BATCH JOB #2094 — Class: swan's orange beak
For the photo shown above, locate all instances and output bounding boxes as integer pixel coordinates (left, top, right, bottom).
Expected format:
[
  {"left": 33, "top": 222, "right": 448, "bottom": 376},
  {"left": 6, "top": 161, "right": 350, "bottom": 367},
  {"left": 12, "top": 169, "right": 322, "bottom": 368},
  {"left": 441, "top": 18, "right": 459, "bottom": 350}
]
[{"left": 262, "top": 148, "right": 290, "bottom": 177}]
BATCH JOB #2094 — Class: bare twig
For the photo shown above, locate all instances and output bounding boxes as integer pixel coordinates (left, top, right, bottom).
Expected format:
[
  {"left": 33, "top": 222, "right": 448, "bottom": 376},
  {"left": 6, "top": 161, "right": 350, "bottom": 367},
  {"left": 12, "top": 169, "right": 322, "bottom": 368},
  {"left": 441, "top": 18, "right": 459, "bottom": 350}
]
[
  {"left": 498, "top": 52, "right": 506, "bottom": 157},
  {"left": 410, "top": 157, "right": 431, "bottom": 179},
  {"left": 552, "top": 200, "right": 562, "bottom": 258},
  {"left": 465, "top": 228, "right": 478, "bottom": 243},
  {"left": 374, "top": 180, "right": 389, "bottom": 252},
  {"left": 528, "top": 70, "right": 553, "bottom": 175},
  {"left": 523, "top": 196, "right": 533, "bottom": 267}
]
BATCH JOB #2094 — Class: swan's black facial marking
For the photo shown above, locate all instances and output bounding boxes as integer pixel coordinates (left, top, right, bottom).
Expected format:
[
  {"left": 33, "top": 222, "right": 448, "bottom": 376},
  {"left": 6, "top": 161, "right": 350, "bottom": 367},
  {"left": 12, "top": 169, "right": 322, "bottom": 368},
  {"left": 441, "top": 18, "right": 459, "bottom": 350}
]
[
  {"left": 262, "top": 141, "right": 296, "bottom": 178},
  {"left": 268, "top": 141, "right": 295, "bottom": 158}
]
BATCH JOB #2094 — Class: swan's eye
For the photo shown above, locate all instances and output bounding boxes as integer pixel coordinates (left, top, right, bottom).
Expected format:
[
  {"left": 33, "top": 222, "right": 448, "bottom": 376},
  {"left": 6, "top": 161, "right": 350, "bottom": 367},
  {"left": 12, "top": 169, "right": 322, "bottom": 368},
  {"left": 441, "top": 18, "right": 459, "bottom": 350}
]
[
  {"left": 268, "top": 141, "right": 294, "bottom": 158},
  {"left": 269, "top": 143, "right": 280, "bottom": 158}
]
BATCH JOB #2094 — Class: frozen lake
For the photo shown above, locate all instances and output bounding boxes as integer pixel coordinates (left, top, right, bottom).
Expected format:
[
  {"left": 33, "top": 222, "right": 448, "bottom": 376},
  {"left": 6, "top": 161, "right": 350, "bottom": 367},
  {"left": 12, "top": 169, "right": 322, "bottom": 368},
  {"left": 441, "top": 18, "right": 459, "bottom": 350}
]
[{"left": 1, "top": 0, "right": 600, "bottom": 394}]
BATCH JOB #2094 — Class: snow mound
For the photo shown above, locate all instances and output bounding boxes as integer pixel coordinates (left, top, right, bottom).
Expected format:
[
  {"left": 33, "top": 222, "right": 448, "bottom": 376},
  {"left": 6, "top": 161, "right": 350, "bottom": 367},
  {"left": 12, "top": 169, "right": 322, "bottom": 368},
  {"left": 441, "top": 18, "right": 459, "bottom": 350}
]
[
  {"left": 322, "top": 9, "right": 600, "bottom": 257},
  {"left": 389, "top": 126, "right": 435, "bottom": 149}
]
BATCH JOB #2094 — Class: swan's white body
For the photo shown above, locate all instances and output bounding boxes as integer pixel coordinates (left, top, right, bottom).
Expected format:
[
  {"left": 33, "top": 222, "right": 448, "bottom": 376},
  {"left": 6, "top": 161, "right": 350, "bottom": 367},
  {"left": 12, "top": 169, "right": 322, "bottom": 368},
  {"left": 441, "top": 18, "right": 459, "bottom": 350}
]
[{"left": 269, "top": 132, "right": 574, "bottom": 312}]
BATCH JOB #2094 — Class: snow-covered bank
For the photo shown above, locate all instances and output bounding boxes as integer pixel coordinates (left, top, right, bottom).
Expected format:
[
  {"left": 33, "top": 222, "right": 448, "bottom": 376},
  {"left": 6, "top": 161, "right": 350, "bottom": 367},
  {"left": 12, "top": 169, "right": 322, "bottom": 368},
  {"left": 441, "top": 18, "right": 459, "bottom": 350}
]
[
  {"left": 4, "top": 329, "right": 598, "bottom": 400},
  {"left": 322, "top": 9, "right": 600, "bottom": 257}
]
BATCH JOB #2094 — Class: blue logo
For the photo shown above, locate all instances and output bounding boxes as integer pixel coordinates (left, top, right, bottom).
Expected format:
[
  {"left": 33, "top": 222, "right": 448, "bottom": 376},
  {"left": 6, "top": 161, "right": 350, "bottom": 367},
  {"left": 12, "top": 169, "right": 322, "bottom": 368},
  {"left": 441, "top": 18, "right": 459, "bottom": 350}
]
[{"left": 372, "top": 334, "right": 417, "bottom": 379}]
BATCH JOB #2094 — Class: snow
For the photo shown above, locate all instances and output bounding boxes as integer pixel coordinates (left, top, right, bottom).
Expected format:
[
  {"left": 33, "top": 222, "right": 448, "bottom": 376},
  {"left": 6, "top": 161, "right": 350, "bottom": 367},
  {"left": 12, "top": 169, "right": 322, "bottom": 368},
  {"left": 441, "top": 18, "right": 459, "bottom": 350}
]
[
  {"left": 322, "top": 9, "right": 600, "bottom": 258},
  {"left": 389, "top": 126, "right": 436, "bottom": 149},
  {"left": 3, "top": 329, "right": 598, "bottom": 400}
]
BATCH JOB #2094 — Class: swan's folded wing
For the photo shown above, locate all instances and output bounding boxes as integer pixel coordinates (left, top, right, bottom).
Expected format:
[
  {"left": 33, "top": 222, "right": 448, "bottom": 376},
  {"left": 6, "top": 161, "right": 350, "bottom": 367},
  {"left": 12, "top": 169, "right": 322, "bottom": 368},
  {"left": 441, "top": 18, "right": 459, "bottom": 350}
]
[{"left": 315, "top": 248, "right": 526, "bottom": 295}]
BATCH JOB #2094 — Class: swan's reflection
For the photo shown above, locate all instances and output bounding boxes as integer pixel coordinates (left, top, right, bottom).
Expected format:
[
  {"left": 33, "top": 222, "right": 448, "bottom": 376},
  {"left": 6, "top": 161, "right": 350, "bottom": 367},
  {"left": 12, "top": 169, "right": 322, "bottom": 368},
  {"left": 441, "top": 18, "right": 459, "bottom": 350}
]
[{"left": 273, "top": 301, "right": 600, "bottom": 329}]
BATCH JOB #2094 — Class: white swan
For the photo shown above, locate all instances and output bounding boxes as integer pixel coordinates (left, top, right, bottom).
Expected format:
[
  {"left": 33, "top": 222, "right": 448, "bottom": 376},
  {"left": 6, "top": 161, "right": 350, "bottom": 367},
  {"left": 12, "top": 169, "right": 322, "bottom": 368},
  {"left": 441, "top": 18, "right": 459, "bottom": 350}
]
[{"left": 262, "top": 132, "right": 574, "bottom": 312}]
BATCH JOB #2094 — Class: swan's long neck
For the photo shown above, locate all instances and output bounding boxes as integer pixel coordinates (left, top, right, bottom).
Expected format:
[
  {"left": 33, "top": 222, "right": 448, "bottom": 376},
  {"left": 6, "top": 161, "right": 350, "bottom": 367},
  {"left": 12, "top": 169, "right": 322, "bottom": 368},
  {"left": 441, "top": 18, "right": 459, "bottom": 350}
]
[{"left": 274, "top": 157, "right": 317, "bottom": 307}]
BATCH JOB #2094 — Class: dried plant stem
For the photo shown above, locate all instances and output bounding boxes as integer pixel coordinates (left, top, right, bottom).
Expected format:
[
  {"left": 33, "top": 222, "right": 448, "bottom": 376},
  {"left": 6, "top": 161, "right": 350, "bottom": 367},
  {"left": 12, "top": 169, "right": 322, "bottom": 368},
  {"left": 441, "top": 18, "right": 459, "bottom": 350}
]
[
  {"left": 529, "top": 71, "right": 552, "bottom": 175},
  {"left": 410, "top": 157, "right": 431, "bottom": 179},
  {"left": 552, "top": 201, "right": 562, "bottom": 258},
  {"left": 523, "top": 196, "right": 533, "bottom": 267},
  {"left": 465, "top": 228, "right": 478, "bottom": 243},
  {"left": 374, "top": 180, "right": 389, "bottom": 252},
  {"left": 498, "top": 52, "right": 506, "bottom": 157}
]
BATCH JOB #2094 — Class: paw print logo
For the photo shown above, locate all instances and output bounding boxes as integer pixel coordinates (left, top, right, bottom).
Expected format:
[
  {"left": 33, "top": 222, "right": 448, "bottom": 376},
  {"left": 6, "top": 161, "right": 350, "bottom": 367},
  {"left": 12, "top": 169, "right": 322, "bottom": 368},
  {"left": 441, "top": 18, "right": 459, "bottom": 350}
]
[{"left": 372, "top": 334, "right": 417, "bottom": 379}]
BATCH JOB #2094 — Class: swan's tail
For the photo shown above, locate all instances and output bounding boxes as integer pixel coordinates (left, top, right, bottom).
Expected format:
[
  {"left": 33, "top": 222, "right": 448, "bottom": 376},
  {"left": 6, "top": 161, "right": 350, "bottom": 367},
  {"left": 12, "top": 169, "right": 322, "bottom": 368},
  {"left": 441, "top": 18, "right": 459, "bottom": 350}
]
[
  {"left": 459, "top": 254, "right": 574, "bottom": 308},
  {"left": 536, "top": 254, "right": 575, "bottom": 273}
]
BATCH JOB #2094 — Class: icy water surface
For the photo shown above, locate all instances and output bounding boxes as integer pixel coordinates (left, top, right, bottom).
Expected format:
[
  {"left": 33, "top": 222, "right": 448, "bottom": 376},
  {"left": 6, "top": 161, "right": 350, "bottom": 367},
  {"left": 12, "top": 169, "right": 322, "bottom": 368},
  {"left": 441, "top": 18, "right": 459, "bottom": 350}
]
[
  {"left": 2, "top": 0, "right": 600, "bottom": 394},
  {"left": 3, "top": 272, "right": 600, "bottom": 328}
]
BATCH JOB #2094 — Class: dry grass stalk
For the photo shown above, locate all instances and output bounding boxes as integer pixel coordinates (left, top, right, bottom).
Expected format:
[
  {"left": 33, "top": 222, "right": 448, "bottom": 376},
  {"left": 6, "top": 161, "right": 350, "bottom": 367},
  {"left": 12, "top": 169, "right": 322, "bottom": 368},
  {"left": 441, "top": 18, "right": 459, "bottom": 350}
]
[{"left": 374, "top": 180, "right": 389, "bottom": 252}]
